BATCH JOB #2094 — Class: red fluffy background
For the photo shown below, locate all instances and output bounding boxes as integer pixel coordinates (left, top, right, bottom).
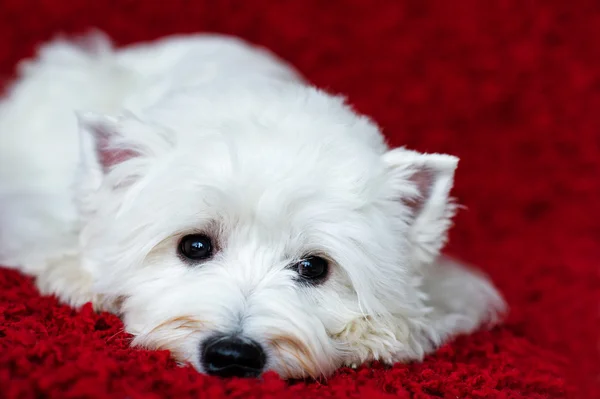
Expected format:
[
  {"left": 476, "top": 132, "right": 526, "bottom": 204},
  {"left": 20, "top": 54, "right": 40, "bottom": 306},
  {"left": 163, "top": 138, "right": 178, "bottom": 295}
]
[{"left": 0, "top": 1, "right": 598, "bottom": 398}]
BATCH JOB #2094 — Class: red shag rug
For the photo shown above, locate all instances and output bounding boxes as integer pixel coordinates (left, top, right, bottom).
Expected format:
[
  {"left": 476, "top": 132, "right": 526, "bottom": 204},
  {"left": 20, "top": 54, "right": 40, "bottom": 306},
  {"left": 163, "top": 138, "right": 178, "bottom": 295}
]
[{"left": 0, "top": 1, "right": 598, "bottom": 398}]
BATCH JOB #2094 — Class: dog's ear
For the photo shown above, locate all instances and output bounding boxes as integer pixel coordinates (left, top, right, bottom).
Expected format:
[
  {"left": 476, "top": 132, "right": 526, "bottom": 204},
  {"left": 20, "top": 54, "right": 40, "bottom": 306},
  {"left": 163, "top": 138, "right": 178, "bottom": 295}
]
[
  {"left": 76, "top": 111, "right": 143, "bottom": 175},
  {"left": 74, "top": 111, "right": 173, "bottom": 218},
  {"left": 76, "top": 111, "right": 172, "bottom": 182},
  {"left": 383, "top": 148, "right": 459, "bottom": 264}
]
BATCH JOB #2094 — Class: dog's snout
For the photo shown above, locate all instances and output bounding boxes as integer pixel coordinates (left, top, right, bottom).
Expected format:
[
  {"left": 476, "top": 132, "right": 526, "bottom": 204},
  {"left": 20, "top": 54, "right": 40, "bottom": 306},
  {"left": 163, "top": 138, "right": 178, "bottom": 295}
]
[{"left": 201, "top": 335, "right": 266, "bottom": 378}]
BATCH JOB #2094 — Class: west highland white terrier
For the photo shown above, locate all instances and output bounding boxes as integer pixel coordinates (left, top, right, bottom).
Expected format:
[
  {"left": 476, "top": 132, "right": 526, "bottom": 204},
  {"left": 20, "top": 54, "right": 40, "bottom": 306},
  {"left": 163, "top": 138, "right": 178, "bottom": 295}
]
[{"left": 0, "top": 32, "right": 506, "bottom": 379}]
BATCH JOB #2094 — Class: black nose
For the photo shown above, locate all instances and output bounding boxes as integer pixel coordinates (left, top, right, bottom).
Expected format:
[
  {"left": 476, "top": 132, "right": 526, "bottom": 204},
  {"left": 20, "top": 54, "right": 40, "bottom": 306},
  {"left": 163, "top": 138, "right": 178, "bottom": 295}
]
[{"left": 201, "top": 335, "right": 266, "bottom": 378}]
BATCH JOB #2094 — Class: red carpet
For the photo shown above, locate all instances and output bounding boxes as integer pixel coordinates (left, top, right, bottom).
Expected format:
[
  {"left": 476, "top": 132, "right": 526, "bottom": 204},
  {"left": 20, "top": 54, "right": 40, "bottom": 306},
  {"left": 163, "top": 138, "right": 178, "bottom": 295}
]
[{"left": 0, "top": 1, "right": 598, "bottom": 398}]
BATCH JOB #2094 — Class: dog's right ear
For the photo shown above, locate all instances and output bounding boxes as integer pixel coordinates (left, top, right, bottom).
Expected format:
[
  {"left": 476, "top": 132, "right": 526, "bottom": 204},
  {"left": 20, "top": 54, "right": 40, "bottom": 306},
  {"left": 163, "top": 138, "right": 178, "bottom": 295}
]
[
  {"left": 76, "top": 111, "right": 144, "bottom": 175},
  {"left": 74, "top": 111, "right": 173, "bottom": 218},
  {"left": 76, "top": 111, "right": 172, "bottom": 187}
]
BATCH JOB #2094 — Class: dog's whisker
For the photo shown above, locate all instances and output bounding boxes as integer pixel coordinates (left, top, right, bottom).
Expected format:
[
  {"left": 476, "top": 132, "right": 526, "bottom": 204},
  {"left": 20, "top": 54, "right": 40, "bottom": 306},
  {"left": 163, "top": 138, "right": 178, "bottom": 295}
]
[
  {"left": 145, "top": 315, "right": 204, "bottom": 337},
  {"left": 105, "top": 327, "right": 127, "bottom": 343},
  {"left": 269, "top": 335, "right": 321, "bottom": 379}
]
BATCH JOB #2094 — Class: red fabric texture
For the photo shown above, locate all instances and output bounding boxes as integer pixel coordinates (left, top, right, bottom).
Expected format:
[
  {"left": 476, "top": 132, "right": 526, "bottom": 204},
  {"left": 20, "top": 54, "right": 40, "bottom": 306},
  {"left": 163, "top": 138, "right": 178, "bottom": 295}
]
[{"left": 0, "top": 1, "right": 598, "bottom": 398}]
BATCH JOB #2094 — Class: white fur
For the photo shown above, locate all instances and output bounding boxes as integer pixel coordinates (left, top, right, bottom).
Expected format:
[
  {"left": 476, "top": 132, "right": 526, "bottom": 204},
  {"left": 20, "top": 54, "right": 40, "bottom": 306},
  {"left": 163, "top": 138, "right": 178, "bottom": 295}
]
[{"left": 0, "top": 32, "right": 506, "bottom": 378}]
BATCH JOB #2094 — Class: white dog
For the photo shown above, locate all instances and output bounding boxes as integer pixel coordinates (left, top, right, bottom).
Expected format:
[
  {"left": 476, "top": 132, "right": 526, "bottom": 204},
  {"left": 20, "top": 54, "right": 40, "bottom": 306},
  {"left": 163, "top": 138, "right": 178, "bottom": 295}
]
[{"left": 0, "top": 32, "right": 505, "bottom": 379}]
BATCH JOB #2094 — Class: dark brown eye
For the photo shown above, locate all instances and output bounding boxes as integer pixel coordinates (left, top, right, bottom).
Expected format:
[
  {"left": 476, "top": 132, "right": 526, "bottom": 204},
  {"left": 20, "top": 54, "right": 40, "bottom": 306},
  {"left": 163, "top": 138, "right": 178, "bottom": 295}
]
[
  {"left": 294, "top": 256, "right": 329, "bottom": 283},
  {"left": 179, "top": 234, "right": 213, "bottom": 261}
]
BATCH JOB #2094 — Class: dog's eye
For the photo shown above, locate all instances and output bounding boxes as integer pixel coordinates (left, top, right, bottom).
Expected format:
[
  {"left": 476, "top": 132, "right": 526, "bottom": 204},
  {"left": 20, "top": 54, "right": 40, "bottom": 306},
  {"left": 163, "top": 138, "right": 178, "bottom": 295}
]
[
  {"left": 294, "top": 256, "right": 329, "bottom": 283},
  {"left": 179, "top": 234, "right": 213, "bottom": 261}
]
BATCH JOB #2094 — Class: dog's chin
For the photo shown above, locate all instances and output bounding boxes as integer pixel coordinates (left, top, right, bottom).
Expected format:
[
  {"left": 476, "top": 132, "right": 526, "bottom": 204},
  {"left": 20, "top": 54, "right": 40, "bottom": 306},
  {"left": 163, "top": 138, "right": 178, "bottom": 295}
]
[{"left": 131, "top": 329, "right": 339, "bottom": 380}]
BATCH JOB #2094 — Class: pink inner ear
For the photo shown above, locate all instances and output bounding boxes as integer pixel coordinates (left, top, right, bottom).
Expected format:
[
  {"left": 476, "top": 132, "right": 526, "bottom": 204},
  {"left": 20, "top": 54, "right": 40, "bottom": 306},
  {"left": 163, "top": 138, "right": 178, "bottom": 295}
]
[
  {"left": 404, "top": 168, "right": 435, "bottom": 213},
  {"left": 92, "top": 123, "right": 138, "bottom": 171},
  {"left": 99, "top": 147, "right": 137, "bottom": 170}
]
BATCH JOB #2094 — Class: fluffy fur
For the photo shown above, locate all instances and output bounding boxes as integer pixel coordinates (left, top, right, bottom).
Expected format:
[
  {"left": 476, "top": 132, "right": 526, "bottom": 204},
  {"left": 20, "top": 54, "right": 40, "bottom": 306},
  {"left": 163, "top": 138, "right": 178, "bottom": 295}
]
[{"left": 0, "top": 32, "right": 506, "bottom": 379}]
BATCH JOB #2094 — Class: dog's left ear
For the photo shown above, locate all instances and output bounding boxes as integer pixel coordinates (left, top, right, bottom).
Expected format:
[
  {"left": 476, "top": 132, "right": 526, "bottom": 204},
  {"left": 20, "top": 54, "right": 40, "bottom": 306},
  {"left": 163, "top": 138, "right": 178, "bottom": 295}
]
[{"left": 382, "top": 148, "right": 459, "bottom": 264}]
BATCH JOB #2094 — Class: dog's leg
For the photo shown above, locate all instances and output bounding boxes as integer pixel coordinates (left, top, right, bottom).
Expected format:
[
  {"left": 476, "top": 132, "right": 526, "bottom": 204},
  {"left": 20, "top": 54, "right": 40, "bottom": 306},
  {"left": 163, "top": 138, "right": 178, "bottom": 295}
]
[
  {"left": 416, "top": 256, "right": 506, "bottom": 349},
  {"left": 34, "top": 254, "right": 120, "bottom": 314},
  {"left": 334, "top": 257, "right": 505, "bottom": 367}
]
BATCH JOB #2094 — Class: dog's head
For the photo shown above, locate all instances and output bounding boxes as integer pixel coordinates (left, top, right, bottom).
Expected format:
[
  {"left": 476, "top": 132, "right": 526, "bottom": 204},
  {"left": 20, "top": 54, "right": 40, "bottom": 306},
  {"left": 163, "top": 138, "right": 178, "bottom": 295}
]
[{"left": 75, "top": 83, "right": 503, "bottom": 379}]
